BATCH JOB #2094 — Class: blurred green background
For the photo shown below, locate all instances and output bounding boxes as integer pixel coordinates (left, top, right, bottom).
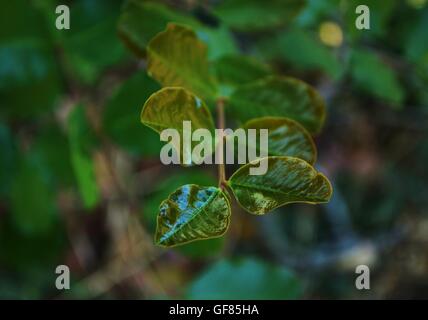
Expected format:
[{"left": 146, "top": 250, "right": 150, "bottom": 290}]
[{"left": 1, "top": 0, "right": 428, "bottom": 299}]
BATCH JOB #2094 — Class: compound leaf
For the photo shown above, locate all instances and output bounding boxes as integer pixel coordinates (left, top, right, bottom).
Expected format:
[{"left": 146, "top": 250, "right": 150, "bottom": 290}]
[
  {"left": 228, "top": 156, "right": 332, "bottom": 214},
  {"left": 155, "top": 184, "right": 231, "bottom": 247},
  {"left": 228, "top": 76, "right": 326, "bottom": 134},
  {"left": 147, "top": 23, "right": 218, "bottom": 102},
  {"left": 242, "top": 117, "right": 317, "bottom": 164}
]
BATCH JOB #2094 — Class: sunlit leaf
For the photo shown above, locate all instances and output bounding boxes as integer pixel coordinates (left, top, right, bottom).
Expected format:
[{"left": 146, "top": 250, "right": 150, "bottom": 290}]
[
  {"left": 228, "top": 76, "right": 326, "bottom": 134},
  {"left": 350, "top": 49, "right": 404, "bottom": 107},
  {"left": 228, "top": 156, "right": 332, "bottom": 214},
  {"left": 155, "top": 184, "right": 231, "bottom": 247},
  {"left": 141, "top": 87, "right": 215, "bottom": 165},
  {"left": 213, "top": 0, "right": 304, "bottom": 31},
  {"left": 118, "top": 0, "right": 197, "bottom": 57},
  {"left": 242, "top": 117, "right": 317, "bottom": 164},
  {"left": 67, "top": 105, "right": 100, "bottom": 209},
  {"left": 104, "top": 72, "right": 161, "bottom": 156},
  {"left": 187, "top": 257, "right": 303, "bottom": 299},
  {"left": 147, "top": 23, "right": 218, "bottom": 101}
]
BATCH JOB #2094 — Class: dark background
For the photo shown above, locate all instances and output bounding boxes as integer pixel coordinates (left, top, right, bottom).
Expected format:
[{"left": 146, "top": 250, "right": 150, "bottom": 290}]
[{"left": 0, "top": 0, "right": 427, "bottom": 299}]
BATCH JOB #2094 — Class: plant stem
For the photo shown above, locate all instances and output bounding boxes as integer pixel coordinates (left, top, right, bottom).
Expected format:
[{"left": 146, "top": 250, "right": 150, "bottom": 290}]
[{"left": 216, "top": 98, "right": 227, "bottom": 189}]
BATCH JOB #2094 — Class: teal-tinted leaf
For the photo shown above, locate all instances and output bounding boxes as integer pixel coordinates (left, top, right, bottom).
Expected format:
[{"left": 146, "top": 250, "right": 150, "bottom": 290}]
[
  {"left": 155, "top": 184, "right": 231, "bottom": 247},
  {"left": 187, "top": 258, "right": 303, "bottom": 299},
  {"left": 141, "top": 87, "right": 215, "bottom": 165},
  {"left": 118, "top": 0, "right": 198, "bottom": 57},
  {"left": 104, "top": 72, "right": 161, "bottom": 156},
  {"left": 213, "top": 0, "right": 304, "bottom": 31},
  {"left": 257, "top": 29, "right": 342, "bottom": 79},
  {"left": 196, "top": 25, "right": 238, "bottom": 61},
  {"left": 242, "top": 117, "right": 317, "bottom": 164},
  {"left": 67, "top": 105, "right": 100, "bottom": 209},
  {"left": 228, "top": 76, "right": 326, "bottom": 134},
  {"left": 147, "top": 23, "right": 218, "bottom": 102},
  {"left": 214, "top": 54, "right": 271, "bottom": 96},
  {"left": 10, "top": 155, "right": 57, "bottom": 235},
  {"left": 350, "top": 49, "right": 404, "bottom": 107},
  {"left": 228, "top": 156, "right": 332, "bottom": 214},
  {"left": 0, "top": 1, "right": 61, "bottom": 119}
]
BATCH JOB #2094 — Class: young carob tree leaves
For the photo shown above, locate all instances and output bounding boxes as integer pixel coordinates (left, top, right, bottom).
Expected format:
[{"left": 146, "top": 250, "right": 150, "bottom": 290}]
[{"left": 140, "top": 23, "right": 333, "bottom": 247}]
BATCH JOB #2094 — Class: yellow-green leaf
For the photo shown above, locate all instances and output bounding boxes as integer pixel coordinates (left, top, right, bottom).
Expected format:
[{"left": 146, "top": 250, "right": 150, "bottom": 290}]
[
  {"left": 242, "top": 117, "right": 317, "bottom": 164},
  {"left": 147, "top": 23, "right": 218, "bottom": 102},
  {"left": 228, "top": 156, "right": 332, "bottom": 215},
  {"left": 228, "top": 76, "right": 326, "bottom": 134},
  {"left": 140, "top": 87, "right": 215, "bottom": 165},
  {"left": 156, "top": 184, "right": 231, "bottom": 247}
]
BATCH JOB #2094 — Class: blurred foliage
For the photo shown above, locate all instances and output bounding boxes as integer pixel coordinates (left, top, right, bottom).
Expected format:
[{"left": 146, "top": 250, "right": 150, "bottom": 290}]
[{"left": 0, "top": 0, "right": 428, "bottom": 299}]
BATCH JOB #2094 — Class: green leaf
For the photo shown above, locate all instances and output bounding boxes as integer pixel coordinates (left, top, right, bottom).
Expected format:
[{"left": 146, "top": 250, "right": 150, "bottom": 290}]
[
  {"left": 155, "top": 184, "right": 231, "bottom": 247},
  {"left": 228, "top": 156, "right": 332, "bottom": 214},
  {"left": 67, "top": 105, "right": 100, "bottom": 209},
  {"left": 242, "top": 117, "right": 317, "bottom": 164},
  {"left": 214, "top": 54, "right": 271, "bottom": 96},
  {"left": 196, "top": 25, "right": 238, "bottom": 61},
  {"left": 118, "top": 0, "right": 198, "bottom": 57},
  {"left": 257, "top": 29, "right": 342, "bottom": 79},
  {"left": 147, "top": 23, "right": 218, "bottom": 102},
  {"left": 228, "top": 76, "right": 326, "bottom": 134},
  {"left": 0, "top": 123, "right": 16, "bottom": 197},
  {"left": 104, "top": 72, "right": 161, "bottom": 156},
  {"left": 10, "top": 155, "right": 57, "bottom": 235},
  {"left": 141, "top": 87, "right": 215, "bottom": 165},
  {"left": 187, "top": 257, "right": 303, "bottom": 299},
  {"left": 350, "top": 49, "right": 404, "bottom": 107},
  {"left": 213, "top": 0, "right": 304, "bottom": 31}
]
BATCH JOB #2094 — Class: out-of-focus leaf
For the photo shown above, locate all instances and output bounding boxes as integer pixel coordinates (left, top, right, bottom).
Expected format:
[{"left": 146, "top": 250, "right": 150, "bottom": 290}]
[
  {"left": 296, "top": 0, "right": 341, "bottom": 28},
  {"left": 147, "top": 23, "right": 218, "bottom": 101},
  {"left": 33, "top": 124, "right": 74, "bottom": 187},
  {"left": 10, "top": 155, "right": 57, "bottom": 235},
  {"left": 104, "top": 72, "right": 161, "bottom": 156},
  {"left": 141, "top": 87, "right": 215, "bottom": 165},
  {"left": 187, "top": 257, "right": 303, "bottom": 299},
  {"left": 257, "top": 29, "right": 342, "bottom": 79},
  {"left": 350, "top": 49, "right": 404, "bottom": 107},
  {"left": 0, "top": 123, "right": 16, "bottom": 197},
  {"left": 228, "top": 156, "right": 332, "bottom": 214},
  {"left": 214, "top": 54, "right": 271, "bottom": 96},
  {"left": 242, "top": 117, "right": 317, "bottom": 164},
  {"left": 213, "top": 0, "right": 304, "bottom": 31},
  {"left": 118, "top": 0, "right": 197, "bottom": 57},
  {"left": 196, "top": 25, "right": 238, "bottom": 61},
  {"left": 155, "top": 184, "right": 231, "bottom": 247},
  {"left": 67, "top": 105, "right": 100, "bottom": 209},
  {"left": 61, "top": 0, "right": 126, "bottom": 84},
  {"left": 342, "top": 0, "right": 397, "bottom": 39},
  {"left": 405, "top": 9, "right": 428, "bottom": 66},
  {"left": 228, "top": 76, "right": 326, "bottom": 134},
  {"left": 0, "top": 1, "right": 61, "bottom": 119}
]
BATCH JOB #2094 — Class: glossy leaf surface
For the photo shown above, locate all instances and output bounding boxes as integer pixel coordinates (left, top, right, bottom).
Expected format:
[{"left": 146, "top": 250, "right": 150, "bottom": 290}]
[
  {"left": 141, "top": 87, "right": 215, "bottom": 164},
  {"left": 228, "top": 156, "right": 332, "bottom": 214},
  {"left": 155, "top": 184, "right": 231, "bottom": 247},
  {"left": 228, "top": 76, "right": 326, "bottom": 134},
  {"left": 147, "top": 23, "right": 218, "bottom": 101},
  {"left": 243, "top": 117, "right": 316, "bottom": 164}
]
